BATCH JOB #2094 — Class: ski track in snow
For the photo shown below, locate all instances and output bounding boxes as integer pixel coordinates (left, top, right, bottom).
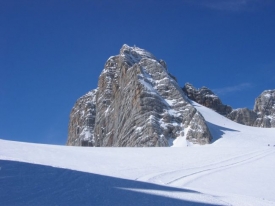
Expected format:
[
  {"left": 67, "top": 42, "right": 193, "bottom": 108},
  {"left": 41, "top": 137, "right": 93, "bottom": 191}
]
[{"left": 137, "top": 148, "right": 274, "bottom": 186}]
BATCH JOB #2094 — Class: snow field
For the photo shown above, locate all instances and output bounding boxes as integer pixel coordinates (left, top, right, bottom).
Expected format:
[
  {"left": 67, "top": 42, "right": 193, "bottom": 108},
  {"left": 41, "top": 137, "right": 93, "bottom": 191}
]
[{"left": 1, "top": 102, "right": 275, "bottom": 205}]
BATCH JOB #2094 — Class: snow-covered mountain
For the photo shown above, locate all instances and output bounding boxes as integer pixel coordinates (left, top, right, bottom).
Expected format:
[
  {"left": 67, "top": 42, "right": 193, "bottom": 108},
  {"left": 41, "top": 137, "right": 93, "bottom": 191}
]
[
  {"left": 3, "top": 45, "right": 274, "bottom": 205},
  {"left": 67, "top": 45, "right": 212, "bottom": 147},
  {"left": 1, "top": 102, "right": 275, "bottom": 205},
  {"left": 67, "top": 45, "right": 275, "bottom": 148}
]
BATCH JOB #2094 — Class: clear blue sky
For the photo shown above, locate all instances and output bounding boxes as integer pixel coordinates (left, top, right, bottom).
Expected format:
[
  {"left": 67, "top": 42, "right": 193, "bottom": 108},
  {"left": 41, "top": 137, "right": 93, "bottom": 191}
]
[{"left": 1, "top": 0, "right": 274, "bottom": 145}]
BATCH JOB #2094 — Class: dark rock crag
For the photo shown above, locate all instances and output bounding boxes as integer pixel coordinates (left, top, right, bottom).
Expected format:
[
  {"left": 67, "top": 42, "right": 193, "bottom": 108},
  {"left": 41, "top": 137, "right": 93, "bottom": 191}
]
[{"left": 183, "top": 83, "right": 232, "bottom": 116}]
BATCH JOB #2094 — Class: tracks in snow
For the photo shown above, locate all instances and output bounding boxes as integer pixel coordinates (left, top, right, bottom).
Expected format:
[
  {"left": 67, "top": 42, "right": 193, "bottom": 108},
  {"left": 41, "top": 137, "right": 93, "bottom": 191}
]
[{"left": 136, "top": 148, "right": 275, "bottom": 187}]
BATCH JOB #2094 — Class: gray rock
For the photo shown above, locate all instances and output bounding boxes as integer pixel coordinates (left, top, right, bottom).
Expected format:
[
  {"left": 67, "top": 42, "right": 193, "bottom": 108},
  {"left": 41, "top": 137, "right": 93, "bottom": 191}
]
[
  {"left": 184, "top": 83, "right": 275, "bottom": 128},
  {"left": 95, "top": 45, "right": 212, "bottom": 146},
  {"left": 253, "top": 90, "right": 275, "bottom": 128},
  {"left": 183, "top": 83, "right": 232, "bottom": 116},
  {"left": 67, "top": 89, "right": 97, "bottom": 146},
  {"left": 67, "top": 45, "right": 212, "bottom": 147},
  {"left": 227, "top": 108, "right": 257, "bottom": 126}
]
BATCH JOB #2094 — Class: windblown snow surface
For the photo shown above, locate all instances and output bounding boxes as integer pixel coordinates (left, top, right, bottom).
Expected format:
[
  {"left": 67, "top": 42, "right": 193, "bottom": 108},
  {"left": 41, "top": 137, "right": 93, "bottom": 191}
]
[{"left": 1, "top": 101, "right": 275, "bottom": 205}]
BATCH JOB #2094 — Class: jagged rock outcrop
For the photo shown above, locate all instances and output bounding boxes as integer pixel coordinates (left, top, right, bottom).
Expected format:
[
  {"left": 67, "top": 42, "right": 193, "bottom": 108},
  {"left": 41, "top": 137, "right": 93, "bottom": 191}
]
[
  {"left": 184, "top": 83, "right": 275, "bottom": 128},
  {"left": 183, "top": 83, "right": 232, "bottom": 116},
  {"left": 227, "top": 108, "right": 257, "bottom": 126},
  {"left": 67, "top": 45, "right": 212, "bottom": 147},
  {"left": 227, "top": 90, "right": 275, "bottom": 127},
  {"left": 67, "top": 89, "right": 97, "bottom": 146},
  {"left": 253, "top": 90, "right": 275, "bottom": 128},
  {"left": 183, "top": 83, "right": 275, "bottom": 128}
]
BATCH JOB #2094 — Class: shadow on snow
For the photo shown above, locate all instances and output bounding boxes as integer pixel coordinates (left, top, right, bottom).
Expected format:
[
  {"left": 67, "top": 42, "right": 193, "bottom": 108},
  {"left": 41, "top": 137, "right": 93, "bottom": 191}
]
[
  {"left": 206, "top": 121, "right": 240, "bottom": 143},
  {"left": 0, "top": 160, "right": 220, "bottom": 206}
]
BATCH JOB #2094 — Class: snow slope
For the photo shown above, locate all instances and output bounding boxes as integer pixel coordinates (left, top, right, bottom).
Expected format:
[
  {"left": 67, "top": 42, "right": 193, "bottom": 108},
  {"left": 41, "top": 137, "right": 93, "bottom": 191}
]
[
  {"left": 192, "top": 100, "right": 275, "bottom": 147},
  {"left": 1, "top": 103, "right": 275, "bottom": 205}
]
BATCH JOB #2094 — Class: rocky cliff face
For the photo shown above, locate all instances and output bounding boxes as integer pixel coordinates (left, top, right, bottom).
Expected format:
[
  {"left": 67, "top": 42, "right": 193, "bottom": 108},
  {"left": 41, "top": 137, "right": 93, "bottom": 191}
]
[
  {"left": 67, "top": 45, "right": 212, "bottom": 147},
  {"left": 67, "top": 89, "right": 97, "bottom": 146},
  {"left": 253, "top": 90, "right": 275, "bottom": 128},
  {"left": 183, "top": 83, "right": 232, "bottom": 116},
  {"left": 227, "top": 108, "right": 257, "bottom": 126}
]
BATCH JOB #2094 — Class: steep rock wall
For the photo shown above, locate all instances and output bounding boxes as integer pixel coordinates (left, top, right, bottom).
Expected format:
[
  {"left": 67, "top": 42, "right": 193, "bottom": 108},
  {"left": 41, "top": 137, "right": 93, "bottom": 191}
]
[{"left": 67, "top": 89, "right": 97, "bottom": 146}]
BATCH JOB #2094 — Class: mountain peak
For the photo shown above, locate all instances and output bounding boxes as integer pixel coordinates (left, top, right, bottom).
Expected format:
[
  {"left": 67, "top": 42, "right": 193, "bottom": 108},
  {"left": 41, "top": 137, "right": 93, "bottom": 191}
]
[
  {"left": 120, "top": 44, "right": 157, "bottom": 63},
  {"left": 67, "top": 46, "right": 212, "bottom": 147}
]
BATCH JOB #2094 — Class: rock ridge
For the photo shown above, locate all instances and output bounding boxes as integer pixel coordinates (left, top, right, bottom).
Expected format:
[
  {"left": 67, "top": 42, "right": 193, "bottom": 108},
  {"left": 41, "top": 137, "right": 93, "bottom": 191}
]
[
  {"left": 183, "top": 83, "right": 232, "bottom": 116},
  {"left": 183, "top": 83, "right": 275, "bottom": 128}
]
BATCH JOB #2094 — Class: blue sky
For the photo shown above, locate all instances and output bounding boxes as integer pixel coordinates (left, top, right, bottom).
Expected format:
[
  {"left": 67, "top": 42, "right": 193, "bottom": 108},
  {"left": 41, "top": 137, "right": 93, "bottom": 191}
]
[{"left": 1, "top": 0, "right": 274, "bottom": 145}]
